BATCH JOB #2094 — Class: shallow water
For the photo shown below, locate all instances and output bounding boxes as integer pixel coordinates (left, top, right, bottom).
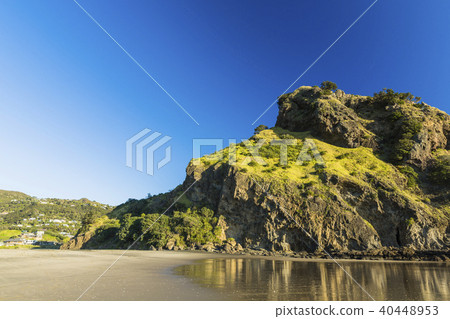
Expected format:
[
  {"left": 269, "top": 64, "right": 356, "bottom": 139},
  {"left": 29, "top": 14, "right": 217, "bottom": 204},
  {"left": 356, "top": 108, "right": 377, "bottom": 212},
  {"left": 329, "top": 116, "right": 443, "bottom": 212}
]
[{"left": 175, "top": 258, "right": 450, "bottom": 301}]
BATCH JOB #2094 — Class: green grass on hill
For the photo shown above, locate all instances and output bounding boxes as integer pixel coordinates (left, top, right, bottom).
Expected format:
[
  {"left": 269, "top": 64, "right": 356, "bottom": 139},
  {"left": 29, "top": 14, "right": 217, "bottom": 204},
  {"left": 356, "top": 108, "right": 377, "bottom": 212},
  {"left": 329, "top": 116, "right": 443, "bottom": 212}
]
[
  {"left": 192, "top": 127, "right": 435, "bottom": 216},
  {"left": 197, "top": 127, "right": 402, "bottom": 187},
  {"left": 0, "top": 229, "right": 21, "bottom": 241},
  {"left": 42, "top": 233, "right": 59, "bottom": 242}
]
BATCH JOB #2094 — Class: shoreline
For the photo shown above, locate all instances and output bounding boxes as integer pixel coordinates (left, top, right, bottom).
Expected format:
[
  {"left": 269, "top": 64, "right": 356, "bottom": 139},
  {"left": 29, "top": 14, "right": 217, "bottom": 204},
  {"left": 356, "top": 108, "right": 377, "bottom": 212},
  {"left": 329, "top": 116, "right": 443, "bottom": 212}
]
[
  {"left": 169, "top": 249, "right": 449, "bottom": 264},
  {"left": 228, "top": 247, "right": 450, "bottom": 263},
  {"left": 3, "top": 244, "right": 450, "bottom": 262},
  {"left": 73, "top": 246, "right": 450, "bottom": 263}
]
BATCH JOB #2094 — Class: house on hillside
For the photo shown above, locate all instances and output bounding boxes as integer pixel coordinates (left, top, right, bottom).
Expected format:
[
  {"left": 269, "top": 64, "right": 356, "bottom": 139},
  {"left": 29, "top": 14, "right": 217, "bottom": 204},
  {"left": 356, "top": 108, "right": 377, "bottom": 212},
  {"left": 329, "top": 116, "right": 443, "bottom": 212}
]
[
  {"left": 35, "top": 241, "right": 59, "bottom": 248},
  {"left": 59, "top": 232, "right": 73, "bottom": 237},
  {"left": 21, "top": 233, "right": 36, "bottom": 239},
  {"left": 4, "top": 238, "right": 25, "bottom": 246}
]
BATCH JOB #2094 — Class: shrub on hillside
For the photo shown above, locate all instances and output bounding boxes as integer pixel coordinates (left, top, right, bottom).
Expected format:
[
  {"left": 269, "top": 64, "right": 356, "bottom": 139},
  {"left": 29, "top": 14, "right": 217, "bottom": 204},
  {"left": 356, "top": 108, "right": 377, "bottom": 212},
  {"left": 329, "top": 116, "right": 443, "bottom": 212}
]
[
  {"left": 372, "top": 88, "right": 420, "bottom": 106},
  {"left": 397, "top": 165, "right": 418, "bottom": 188},
  {"left": 429, "top": 155, "right": 450, "bottom": 185},
  {"left": 254, "top": 125, "right": 268, "bottom": 134},
  {"left": 390, "top": 117, "right": 423, "bottom": 163},
  {"left": 401, "top": 118, "right": 422, "bottom": 136},
  {"left": 172, "top": 207, "right": 221, "bottom": 246},
  {"left": 392, "top": 138, "right": 415, "bottom": 162},
  {"left": 320, "top": 81, "right": 337, "bottom": 91},
  {"left": 389, "top": 111, "right": 403, "bottom": 122}
]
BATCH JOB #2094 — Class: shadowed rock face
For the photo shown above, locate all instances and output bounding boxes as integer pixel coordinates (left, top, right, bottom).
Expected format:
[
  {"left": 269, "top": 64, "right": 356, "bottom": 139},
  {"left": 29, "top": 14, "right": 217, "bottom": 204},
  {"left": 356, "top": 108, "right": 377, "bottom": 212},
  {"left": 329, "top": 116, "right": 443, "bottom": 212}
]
[{"left": 276, "top": 87, "right": 377, "bottom": 149}]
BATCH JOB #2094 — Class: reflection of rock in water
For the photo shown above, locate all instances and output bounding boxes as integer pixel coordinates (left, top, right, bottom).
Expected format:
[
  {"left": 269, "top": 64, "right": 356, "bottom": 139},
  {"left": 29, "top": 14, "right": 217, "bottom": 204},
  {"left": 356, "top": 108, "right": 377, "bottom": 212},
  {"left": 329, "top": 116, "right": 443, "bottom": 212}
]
[{"left": 175, "top": 258, "right": 449, "bottom": 301}]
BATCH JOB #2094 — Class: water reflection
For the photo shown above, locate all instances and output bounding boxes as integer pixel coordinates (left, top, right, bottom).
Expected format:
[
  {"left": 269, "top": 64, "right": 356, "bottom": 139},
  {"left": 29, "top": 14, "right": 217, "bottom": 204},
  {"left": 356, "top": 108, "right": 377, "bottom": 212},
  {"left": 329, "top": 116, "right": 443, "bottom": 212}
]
[{"left": 175, "top": 258, "right": 449, "bottom": 301}]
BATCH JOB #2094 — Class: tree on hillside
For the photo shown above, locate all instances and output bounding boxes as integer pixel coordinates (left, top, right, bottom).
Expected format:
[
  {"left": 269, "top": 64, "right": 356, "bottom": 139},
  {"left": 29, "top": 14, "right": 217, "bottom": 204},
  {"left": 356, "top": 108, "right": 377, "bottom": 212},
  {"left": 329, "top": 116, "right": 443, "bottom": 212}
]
[
  {"left": 80, "top": 211, "right": 97, "bottom": 232},
  {"left": 320, "top": 81, "right": 338, "bottom": 91},
  {"left": 254, "top": 125, "right": 268, "bottom": 134}
]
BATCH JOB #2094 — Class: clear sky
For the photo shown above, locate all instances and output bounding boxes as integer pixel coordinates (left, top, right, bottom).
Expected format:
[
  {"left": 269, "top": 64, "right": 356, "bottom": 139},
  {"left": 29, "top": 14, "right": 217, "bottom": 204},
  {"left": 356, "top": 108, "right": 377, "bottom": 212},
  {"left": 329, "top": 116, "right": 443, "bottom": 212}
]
[{"left": 0, "top": 0, "right": 449, "bottom": 205}]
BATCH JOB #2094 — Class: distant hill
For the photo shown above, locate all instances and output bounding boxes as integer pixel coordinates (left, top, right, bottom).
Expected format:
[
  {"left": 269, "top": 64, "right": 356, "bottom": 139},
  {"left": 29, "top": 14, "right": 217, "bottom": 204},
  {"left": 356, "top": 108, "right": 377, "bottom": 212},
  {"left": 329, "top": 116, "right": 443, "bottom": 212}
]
[
  {"left": 0, "top": 190, "right": 114, "bottom": 243},
  {"left": 0, "top": 190, "right": 29, "bottom": 200}
]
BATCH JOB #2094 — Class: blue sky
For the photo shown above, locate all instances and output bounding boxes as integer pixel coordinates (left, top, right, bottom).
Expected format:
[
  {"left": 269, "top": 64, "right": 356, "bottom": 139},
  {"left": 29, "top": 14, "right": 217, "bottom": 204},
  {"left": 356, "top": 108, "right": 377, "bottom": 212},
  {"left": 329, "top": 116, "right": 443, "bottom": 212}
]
[{"left": 0, "top": 0, "right": 449, "bottom": 205}]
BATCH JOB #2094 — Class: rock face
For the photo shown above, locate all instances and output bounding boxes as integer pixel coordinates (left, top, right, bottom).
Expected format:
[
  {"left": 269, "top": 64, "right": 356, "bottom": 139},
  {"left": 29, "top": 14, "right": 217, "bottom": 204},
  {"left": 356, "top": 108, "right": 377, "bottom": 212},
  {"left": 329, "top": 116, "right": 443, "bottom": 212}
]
[
  {"left": 276, "top": 86, "right": 377, "bottom": 149},
  {"left": 61, "top": 232, "right": 93, "bottom": 249}
]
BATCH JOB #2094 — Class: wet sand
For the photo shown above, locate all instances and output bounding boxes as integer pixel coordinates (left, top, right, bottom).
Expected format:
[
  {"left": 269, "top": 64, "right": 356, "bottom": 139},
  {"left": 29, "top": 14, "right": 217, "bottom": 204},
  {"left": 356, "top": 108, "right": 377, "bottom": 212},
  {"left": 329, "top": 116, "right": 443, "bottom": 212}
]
[
  {"left": 176, "top": 257, "right": 449, "bottom": 301},
  {"left": 0, "top": 250, "right": 224, "bottom": 301}
]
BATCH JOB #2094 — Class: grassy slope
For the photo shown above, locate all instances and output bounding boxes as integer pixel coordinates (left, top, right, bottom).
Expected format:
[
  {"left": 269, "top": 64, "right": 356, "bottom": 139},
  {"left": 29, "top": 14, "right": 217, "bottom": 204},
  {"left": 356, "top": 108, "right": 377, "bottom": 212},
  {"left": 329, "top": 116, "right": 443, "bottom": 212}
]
[
  {"left": 0, "top": 230, "right": 21, "bottom": 241},
  {"left": 196, "top": 127, "right": 438, "bottom": 217}
]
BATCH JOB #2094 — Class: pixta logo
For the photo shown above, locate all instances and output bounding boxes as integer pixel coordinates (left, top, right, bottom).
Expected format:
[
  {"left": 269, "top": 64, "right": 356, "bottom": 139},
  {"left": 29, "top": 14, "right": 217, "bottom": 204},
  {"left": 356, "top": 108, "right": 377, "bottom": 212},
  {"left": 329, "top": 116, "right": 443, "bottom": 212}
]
[
  {"left": 192, "top": 138, "right": 325, "bottom": 166},
  {"left": 126, "top": 129, "right": 172, "bottom": 176}
]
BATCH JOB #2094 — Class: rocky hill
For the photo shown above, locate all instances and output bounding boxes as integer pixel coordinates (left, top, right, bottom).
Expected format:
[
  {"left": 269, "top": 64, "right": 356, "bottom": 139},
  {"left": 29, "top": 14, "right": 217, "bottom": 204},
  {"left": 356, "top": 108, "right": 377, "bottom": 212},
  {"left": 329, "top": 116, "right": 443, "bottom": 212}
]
[{"left": 63, "top": 84, "right": 450, "bottom": 259}]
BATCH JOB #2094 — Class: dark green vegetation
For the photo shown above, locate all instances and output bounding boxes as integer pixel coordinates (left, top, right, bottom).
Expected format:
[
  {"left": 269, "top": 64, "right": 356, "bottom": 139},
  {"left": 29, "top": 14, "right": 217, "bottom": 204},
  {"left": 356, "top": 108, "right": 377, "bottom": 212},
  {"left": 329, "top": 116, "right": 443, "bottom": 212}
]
[
  {"left": 430, "top": 154, "right": 450, "bottom": 185},
  {"left": 254, "top": 124, "right": 268, "bottom": 134},
  {"left": 65, "top": 83, "right": 449, "bottom": 255},
  {"left": 372, "top": 88, "right": 421, "bottom": 106},
  {"left": 64, "top": 206, "right": 223, "bottom": 249},
  {"left": 0, "top": 190, "right": 113, "bottom": 243},
  {"left": 319, "top": 81, "right": 338, "bottom": 95},
  {"left": 118, "top": 207, "right": 221, "bottom": 248}
]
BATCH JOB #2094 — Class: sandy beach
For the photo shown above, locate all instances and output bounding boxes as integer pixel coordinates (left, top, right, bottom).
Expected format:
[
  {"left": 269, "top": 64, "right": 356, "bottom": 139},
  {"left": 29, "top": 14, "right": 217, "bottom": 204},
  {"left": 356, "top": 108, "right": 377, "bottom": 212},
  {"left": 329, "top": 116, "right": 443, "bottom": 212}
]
[
  {"left": 0, "top": 250, "right": 224, "bottom": 301},
  {"left": 1, "top": 250, "right": 448, "bottom": 301}
]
